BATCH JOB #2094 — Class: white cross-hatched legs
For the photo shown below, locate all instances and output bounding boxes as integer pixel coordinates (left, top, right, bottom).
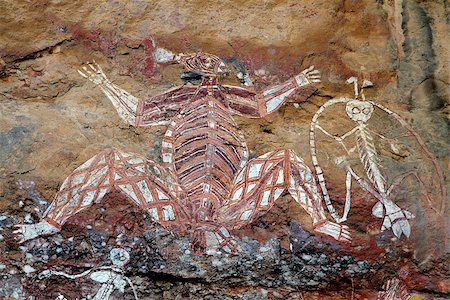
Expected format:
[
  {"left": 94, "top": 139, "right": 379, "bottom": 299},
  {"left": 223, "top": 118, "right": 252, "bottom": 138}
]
[
  {"left": 14, "top": 148, "right": 187, "bottom": 243},
  {"left": 218, "top": 149, "right": 351, "bottom": 243}
]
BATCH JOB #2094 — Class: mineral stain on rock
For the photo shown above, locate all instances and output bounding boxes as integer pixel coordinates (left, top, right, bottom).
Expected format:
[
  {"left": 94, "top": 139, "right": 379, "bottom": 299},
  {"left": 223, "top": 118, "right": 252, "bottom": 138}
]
[{"left": 0, "top": 0, "right": 448, "bottom": 299}]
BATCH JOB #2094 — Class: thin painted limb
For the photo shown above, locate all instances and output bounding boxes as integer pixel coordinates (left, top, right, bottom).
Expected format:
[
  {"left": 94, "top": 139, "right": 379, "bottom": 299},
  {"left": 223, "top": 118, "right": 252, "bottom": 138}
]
[{"left": 309, "top": 97, "right": 355, "bottom": 223}]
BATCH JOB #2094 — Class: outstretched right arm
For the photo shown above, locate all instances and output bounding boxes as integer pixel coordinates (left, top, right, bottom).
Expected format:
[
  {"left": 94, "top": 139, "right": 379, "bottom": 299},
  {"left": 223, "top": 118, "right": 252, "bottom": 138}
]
[{"left": 79, "top": 62, "right": 196, "bottom": 127}]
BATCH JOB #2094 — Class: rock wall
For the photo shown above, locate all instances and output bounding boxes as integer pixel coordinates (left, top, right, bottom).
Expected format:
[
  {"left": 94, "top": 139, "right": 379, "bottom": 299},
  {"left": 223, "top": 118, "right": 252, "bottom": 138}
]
[{"left": 0, "top": 0, "right": 448, "bottom": 299}]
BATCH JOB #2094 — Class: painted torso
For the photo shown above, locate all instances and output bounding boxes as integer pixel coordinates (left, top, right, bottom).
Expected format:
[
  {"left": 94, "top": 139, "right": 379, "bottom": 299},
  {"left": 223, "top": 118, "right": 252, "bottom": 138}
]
[{"left": 161, "top": 78, "right": 249, "bottom": 222}]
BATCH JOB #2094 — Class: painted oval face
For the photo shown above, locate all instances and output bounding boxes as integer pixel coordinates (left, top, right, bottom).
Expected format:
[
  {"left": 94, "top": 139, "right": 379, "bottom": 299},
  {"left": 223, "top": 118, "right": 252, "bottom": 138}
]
[
  {"left": 180, "top": 52, "right": 227, "bottom": 76},
  {"left": 110, "top": 248, "right": 130, "bottom": 267},
  {"left": 346, "top": 100, "right": 374, "bottom": 123}
]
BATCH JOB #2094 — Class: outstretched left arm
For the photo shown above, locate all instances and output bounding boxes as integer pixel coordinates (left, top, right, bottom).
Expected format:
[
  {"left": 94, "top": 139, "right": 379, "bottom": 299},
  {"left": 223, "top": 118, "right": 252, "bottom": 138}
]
[
  {"left": 224, "top": 66, "right": 320, "bottom": 118},
  {"left": 79, "top": 62, "right": 197, "bottom": 127}
]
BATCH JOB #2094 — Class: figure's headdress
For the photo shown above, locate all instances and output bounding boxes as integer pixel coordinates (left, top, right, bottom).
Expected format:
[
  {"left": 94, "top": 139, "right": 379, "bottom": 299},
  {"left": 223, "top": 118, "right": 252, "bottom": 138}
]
[
  {"left": 346, "top": 76, "right": 373, "bottom": 100},
  {"left": 153, "top": 48, "right": 227, "bottom": 77}
]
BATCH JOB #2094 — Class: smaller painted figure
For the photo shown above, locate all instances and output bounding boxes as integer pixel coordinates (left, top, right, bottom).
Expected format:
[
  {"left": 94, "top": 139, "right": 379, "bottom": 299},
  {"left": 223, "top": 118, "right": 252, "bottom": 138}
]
[
  {"left": 39, "top": 248, "right": 139, "bottom": 300},
  {"left": 15, "top": 48, "right": 350, "bottom": 254},
  {"left": 310, "top": 77, "right": 446, "bottom": 238}
]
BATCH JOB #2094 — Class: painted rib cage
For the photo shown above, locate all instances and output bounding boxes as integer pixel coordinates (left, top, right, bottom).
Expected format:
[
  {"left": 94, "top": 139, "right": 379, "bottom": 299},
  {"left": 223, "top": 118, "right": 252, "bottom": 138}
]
[{"left": 162, "top": 94, "right": 249, "bottom": 223}]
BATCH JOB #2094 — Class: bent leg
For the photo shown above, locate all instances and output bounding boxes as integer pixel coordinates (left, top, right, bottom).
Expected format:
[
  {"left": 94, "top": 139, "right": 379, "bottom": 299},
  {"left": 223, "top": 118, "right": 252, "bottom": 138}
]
[
  {"left": 218, "top": 149, "right": 350, "bottom": 242},
  {"left": 43, "top": 148, "right": 116, "bottom": 228},
  {"left": 112, "top": 149, "right": 188, "bottom": 232},
  {"left": 15, "top": 148, "right": 186, "bottom": 243},
  {"left": 15, "top": 148, "right": 116, "bottom": 243}
]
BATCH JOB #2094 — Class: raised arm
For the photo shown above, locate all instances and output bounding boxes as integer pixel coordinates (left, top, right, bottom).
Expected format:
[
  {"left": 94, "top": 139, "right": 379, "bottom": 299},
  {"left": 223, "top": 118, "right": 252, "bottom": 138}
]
[
  {"left": 223, "top": 66, "right": 321, "bottom": 118},
  {"left": 79, "top": 62, "right": 197, "bottom": 127}
]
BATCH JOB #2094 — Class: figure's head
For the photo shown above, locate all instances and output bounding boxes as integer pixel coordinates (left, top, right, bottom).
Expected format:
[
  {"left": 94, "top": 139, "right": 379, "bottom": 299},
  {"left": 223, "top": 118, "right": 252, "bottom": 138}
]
[
  {"left": 179, "top": 52, "right": 228, "bottom": 77},
  {"left": 345, "top": 100, "right": 374, "bottom": 123},
  {"left": 110, "top": 248, "right": 130, "bottom": 267}
]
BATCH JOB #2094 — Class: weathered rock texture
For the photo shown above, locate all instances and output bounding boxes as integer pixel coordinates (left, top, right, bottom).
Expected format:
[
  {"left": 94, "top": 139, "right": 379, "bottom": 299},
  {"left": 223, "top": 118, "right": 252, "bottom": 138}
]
[{"left": 0, "top": 0, "right": 448, "bottom": 299}]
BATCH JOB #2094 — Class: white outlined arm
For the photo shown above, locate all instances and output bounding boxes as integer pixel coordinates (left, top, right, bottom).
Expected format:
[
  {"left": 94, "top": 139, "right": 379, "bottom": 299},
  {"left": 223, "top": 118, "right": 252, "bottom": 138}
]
[
  {"left": 258, "top": 66, "right": 321, "bottom": 116},
  {"left": 79, "top": 61, "right": 196, "bottom": 127},
  {"left": 224, "top": 66, "right": 320, "bottom": 118},
  {"left": 78, "top": 62, "right": 139, "bottom": 126}
]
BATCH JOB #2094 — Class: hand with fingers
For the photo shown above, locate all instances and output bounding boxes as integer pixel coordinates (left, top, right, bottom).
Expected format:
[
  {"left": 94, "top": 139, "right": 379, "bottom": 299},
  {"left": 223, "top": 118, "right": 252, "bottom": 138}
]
[
  {"left": 295, "top": 66, "right": 321, "bottom": 86},
  {"left": 78, "top": 60, "right": 109, "bottom": 85}
]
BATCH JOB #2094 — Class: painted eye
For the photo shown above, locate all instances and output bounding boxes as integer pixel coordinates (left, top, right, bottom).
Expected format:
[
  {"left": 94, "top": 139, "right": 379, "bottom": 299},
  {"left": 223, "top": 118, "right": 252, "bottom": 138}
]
[
  {"left": 352, "top": 107, "right": 361, "bottom": 114},
  {"left": 362, "top": 107, "right": 371, "bottom": 115}
]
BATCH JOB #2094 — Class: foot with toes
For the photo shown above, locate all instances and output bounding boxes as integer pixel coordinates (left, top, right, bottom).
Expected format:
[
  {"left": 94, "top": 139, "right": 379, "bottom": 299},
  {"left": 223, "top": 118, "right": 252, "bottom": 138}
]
[
  {"left": 13, "top": 220, "right": 59, "bottom": 244},
  {"left": 313, "top": 220, "right": 352, "bottom": 242}
]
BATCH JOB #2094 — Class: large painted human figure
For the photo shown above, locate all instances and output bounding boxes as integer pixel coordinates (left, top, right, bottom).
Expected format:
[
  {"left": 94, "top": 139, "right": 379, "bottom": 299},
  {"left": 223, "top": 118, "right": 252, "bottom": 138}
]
[{"left": 15, "top": 49, "right": 350, "bottom": 253}]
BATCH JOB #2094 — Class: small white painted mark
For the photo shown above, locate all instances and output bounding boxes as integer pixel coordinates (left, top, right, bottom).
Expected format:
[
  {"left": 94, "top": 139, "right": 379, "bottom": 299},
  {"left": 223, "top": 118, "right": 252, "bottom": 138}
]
[
  {"left": 240, "top": 210, "right": 252, "bottom": 220},
  {"left": 248, "top": 163, "right": 263, "bottom": 178},
  {"left": 262, "top": 84, "right": 286, "bottom": 96},
  {"left": 162, "top": 141, "right": 172, "bottom": 148},
  {"left": 148, "top": 207, "right": 159, "bottom": 221},
  {"left": 162, "top": 153, "right": 172, "bottom": 163},
  {"left": 219, "top": 227, "right": 230, "bottom": 237},
  {"left": 156, "top": 188, "right": 170, "bottom": 200},
  {"left": 71, "top": 173, "right": 86, "bottom": 186},
  {"left": 162, "top": 205, "right": 176, "bottom": 221},
  {"left": 260, "top": 190, "right": 271, "bottom": 206},
  {"left": 259, "top": 152, "right": 271, "bottom": 159},
  {"left": 266, "top": 89, "right": 294, "bottom": 113},
  {"left": 273, "top": 188, "right": 284, "bottom": 200},
  {"left": 137, "top": 180, "right": 154, "bottom": 203},
  {"left": 299, "top": 192, "right": 307, "bottom": 204},
  {"left": 208, "top": 120, "right": 216, "bottom": 129},
  {"left": 135, "top": 165, "right": 146, "bottom": 173},
  {"left": 234, "top": 170, "right": 244, "bottom": 184},
  {"left": 265, "top": 162, "right": 274, "bottom": 172},
  {"left": 81, "top": 190, "right": 96, "bottom": 207},
  {"left": 246, "top": 183, "right": 257, "bottom": 193},
  {"left": 96, "top": 188, "right": 108, "bottom": 202},
  {"left": 231, "top": 186, "right": 244, "bottom": 201},
  {"left": 127, "top": 158, "right": 143, "bottom": 165},
  {"left": 117, "top": 184, "right": 140, "bottom": 205},
  {"left": 276, "top": 169, "right": 284, "bottom": 184}
]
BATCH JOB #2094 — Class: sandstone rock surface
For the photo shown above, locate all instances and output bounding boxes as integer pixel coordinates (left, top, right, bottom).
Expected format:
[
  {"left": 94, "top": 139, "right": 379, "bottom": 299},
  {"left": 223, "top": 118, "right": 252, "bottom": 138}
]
[{"left": 0, "top": 0, "right": 448, "bottom": 299}]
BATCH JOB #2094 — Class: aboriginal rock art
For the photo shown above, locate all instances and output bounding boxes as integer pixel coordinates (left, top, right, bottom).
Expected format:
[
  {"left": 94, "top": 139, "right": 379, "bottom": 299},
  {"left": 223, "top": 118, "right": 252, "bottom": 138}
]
[
  {"left": 39, "top": 248, "right": 139, "bottom": 300},
  {"left": 377, "top": 268, "right": 412, "bottom": 300},
  {"left": 376, "top": 278, "right": 411, "bottom": 300},
  {"left": 15, "top": 48, "right": 351, "bottom": 254},
  {"left": 310, "top": 77, "right": 446, "bottom": 238}
]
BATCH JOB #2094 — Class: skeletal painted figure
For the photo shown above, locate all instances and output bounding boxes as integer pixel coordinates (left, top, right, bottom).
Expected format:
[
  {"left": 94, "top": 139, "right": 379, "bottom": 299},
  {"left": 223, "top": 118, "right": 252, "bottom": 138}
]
[
  {"left": 39, "top": 248, "right": 139, "bottom": 300},
  {"left": 310, "top": 77, "right": 446, "bottom": 238},
  {"left": 15, "top": 47, "right": 351, "bottom": 254}
]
